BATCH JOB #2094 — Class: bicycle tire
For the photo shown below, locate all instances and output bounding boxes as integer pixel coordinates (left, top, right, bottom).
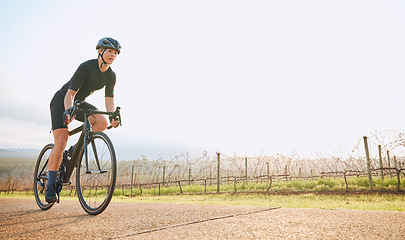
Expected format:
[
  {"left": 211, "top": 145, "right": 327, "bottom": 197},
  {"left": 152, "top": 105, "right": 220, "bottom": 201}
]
[
  {"left": 76, "top": 132, "right": 117, "bottom": 215},
  {"left": 34, "top": 143, "right": 55, "bottom": 210}
]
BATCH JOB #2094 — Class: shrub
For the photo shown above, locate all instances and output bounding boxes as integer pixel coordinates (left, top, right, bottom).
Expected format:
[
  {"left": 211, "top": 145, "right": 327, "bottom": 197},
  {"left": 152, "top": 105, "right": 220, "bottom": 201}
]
[
  {"left": 316, "top": 178, "right": 337, "bottom": 189},
  {"left": 313, "top": 184, "right": 330, "bottom": 191}
]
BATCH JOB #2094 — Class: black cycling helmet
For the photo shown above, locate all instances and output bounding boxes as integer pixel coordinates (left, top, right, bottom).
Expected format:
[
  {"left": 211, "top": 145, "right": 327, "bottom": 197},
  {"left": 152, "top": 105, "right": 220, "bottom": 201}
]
[
  {"left": 96, "top": 37, "right": 121, "bottom": 54},
  {"left": 96, "top": 37, "right": 121, "bottom": 68}
]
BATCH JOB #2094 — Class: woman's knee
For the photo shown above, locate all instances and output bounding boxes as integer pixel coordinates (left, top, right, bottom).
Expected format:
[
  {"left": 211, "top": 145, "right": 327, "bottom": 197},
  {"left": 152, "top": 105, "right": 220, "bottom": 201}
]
[
  {"left": 92, "top": 114, "right": 108, "bottom": 131},
  {"left": 53, "top": 139, "right": 68, "bottom": 152},
  {"left": 54, "top": 138, "right": 67, "bottom": 147},
  {"left": 53, "top": 129, "right": 69, "bottom": 149}
]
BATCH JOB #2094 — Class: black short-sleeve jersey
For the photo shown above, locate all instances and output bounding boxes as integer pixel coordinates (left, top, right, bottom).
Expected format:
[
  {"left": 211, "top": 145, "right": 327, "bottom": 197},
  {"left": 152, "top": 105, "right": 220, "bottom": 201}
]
[{"left": 54, "top": 59, "right": 116, "bottom": 102}]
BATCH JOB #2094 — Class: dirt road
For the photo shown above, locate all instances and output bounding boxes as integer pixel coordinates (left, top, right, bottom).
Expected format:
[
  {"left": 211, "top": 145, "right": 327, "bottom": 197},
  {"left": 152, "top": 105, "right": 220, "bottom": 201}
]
[{"left": 1, "top": 198, "right": 404, "bottom": 239}]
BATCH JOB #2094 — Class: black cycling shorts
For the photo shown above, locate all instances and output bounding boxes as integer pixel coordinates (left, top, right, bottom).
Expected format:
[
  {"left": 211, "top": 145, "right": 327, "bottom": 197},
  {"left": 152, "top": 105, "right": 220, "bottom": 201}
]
[{"left": 50, "top": 97, "right": 97, "bottom": 130}]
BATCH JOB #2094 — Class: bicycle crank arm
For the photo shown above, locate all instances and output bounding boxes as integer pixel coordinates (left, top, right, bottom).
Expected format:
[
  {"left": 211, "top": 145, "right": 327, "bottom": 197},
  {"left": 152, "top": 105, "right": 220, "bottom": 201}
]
[{"left": 36, "top": 179, "right": 46, "bottom": 186}]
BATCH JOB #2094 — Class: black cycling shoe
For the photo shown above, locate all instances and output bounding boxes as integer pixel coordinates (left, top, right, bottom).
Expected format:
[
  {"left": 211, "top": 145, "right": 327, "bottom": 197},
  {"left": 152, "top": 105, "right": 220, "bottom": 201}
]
[{"left": 45, "top": 183, "right": 57, "bottom": 203}]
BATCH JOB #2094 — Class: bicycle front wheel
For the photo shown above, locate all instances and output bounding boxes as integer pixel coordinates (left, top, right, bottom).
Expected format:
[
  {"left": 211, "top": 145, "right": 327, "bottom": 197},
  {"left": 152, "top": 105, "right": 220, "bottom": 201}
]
[
  {"left": 34, "top": 143, "right": 55, "bottom": 210},
  {"left": 76, "top": 132, "right": 117, "bottom": 215}
]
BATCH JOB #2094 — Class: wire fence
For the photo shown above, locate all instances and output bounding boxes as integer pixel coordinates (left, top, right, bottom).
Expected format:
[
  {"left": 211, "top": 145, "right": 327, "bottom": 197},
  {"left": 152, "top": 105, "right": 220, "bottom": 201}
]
[{"left": 2, "top": 131, "right": 405, "bottom": 195}]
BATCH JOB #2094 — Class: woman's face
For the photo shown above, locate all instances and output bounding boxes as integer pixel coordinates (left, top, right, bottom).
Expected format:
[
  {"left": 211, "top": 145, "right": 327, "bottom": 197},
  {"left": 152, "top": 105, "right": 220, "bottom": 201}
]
[{"left": 100, "top": 48, "right": 119, "bottom": 65}]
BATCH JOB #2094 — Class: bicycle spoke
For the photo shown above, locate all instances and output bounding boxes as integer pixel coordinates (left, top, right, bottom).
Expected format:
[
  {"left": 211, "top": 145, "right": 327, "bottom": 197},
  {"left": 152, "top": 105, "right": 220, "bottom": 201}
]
[{"left": 81, "top": 172, "right": 107, "bottom": 186}]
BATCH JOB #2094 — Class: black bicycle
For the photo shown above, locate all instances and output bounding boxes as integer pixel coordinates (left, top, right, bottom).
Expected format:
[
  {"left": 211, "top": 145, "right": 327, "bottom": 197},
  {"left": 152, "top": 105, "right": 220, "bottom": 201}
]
[{"left": 34, "top": 101, "right": 121, "bottom": 215}]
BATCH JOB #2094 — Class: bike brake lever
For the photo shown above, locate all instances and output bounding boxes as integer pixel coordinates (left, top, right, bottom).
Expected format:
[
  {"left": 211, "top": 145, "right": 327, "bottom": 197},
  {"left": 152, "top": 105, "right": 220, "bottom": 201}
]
[
  {"left": 107, "top": 107, "right": 122, "bottom": 129},
  {"left": 63, "top": 101, "right": 82, "bottom": 126}
]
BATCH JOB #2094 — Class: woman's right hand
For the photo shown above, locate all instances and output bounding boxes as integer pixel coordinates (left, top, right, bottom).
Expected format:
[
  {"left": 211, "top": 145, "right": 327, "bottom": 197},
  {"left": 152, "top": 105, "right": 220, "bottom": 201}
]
[
  {"left": 63, "top": 109, "right": 75, "bottom": 125},
  {"left": 63, "top": 89, "right": 78, "bottom": 125}
]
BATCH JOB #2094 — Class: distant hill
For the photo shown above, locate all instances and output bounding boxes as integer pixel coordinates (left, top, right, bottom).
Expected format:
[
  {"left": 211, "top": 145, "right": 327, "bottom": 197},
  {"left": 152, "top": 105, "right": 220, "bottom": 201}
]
[{"left": 0, "top": 148, "right": 40, "bottom": 159}]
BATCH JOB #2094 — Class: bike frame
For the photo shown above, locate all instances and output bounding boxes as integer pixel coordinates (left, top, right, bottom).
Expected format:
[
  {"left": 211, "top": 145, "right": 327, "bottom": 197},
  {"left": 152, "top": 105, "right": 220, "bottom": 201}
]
[{"left": 63, "top": 108, "right": 118, "bottom": 183}]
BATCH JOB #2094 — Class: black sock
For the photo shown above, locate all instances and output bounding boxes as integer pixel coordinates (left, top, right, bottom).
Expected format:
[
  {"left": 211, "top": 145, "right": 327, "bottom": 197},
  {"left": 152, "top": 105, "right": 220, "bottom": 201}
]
[{"left": 47, "top": 171, "right": 58, "bottom": 186}]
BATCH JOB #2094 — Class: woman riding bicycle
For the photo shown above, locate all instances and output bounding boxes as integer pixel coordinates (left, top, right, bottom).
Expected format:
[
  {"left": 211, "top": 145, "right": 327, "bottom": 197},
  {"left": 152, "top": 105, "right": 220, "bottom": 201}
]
[{"left": 46, "top": 37, "right": 121, "bottom": 203}]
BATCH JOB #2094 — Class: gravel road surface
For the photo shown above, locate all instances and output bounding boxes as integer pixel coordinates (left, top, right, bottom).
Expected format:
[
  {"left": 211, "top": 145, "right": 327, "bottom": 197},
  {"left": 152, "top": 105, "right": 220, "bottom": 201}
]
[{"left": 1, "top": 198, "right": 404, "bottom": 239}]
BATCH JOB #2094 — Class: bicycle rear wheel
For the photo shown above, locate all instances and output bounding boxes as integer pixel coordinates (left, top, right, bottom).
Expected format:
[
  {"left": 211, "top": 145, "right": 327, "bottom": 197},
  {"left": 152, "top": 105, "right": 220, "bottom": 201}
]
[
  {"left": 76, "top": 132, "right": 117, "bottom": 215},
  {"left": 34, "top": 143, "right": 55, "bottom": 210}
]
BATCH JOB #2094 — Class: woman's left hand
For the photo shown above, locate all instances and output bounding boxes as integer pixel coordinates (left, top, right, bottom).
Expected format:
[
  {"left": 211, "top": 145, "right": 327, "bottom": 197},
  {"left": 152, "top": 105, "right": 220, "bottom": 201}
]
[{"left": 110, "top": 119, "right": 119, "bottom": 128}]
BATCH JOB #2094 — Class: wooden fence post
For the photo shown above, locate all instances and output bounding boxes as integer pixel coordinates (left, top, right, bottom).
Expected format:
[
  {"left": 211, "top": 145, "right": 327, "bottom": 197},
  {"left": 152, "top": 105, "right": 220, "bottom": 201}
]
[
  {"left": 363, "top": 136, "right": 374, "bottom": 190},
  {"left": 266, "top": 176, "right": 273, "bottom": 192},
  {"left": 178, "top": 181, "right": 182, "bottom": 194},
  {"left": 130, "top": 165, "right": 134, "bottom": 198},
  {"left": 396, "top": 169, "right": 401, "bottom": 191},
  {"left": 245, "top": 157, "right": 248, "bottom": 183},
  {"left": 217, "top": 152, "right": 220, "bottom": 194},
  {"left": 378, "top": 145, "right": 384, "bottom": 180},
  {"left": 387, "top": 150, "right": 392, "bottom": 177},
  {"left": 162, "top": 165, "right": 166, "bottom": 187},
  {"left": 343, "top": 172, "right": 348, "bottom": 192},
  {"left": 394, "top": 155, "right": 397, "bottom": 169},
  {"left": 188, "top": 167, "right": 191, "bottom": 185}
]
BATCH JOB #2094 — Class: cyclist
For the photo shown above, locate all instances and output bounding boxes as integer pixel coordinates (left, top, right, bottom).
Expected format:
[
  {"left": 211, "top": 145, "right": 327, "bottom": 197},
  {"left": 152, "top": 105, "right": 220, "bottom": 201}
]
[{"left": 46, "top": 37, "right": 122, "bottom": 203}]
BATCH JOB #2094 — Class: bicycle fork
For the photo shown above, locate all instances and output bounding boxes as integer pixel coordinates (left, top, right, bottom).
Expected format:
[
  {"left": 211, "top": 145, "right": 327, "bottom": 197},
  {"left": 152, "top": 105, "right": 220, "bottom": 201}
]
[
  {"left": 84, "top": 135, "right": 107, "bottom": 174},
  {"left": 83, "top": 116, "right": 107, "bottom": 175}
]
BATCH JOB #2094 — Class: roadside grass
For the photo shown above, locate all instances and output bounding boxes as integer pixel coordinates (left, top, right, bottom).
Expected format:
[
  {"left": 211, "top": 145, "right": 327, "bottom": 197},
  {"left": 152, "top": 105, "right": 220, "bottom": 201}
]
[
  {"left": 109, "top": 176, "right": 405, "bottom": 211},
  {"left": 113, "top": 192, "right": 405, "bottom": 212},
  {"left": 0, "top": 192, "right": 77, "bottom": 201},
  {"left": 2, "top": 176, "right": 404, "bottom": 211},
  {"left": 3, "top": 191, "right": 404, "bottom": 212}
]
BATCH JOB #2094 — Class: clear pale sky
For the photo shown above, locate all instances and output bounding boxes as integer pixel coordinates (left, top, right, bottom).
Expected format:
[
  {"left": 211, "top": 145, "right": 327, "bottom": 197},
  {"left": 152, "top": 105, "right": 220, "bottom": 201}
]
[{"left": 1, "top": 0, "right": 405, "bottom": 160}]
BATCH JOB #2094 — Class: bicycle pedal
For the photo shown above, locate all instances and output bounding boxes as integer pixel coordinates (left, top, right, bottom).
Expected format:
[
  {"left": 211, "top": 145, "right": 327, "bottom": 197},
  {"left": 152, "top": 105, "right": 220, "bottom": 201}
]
[{"left": 63, "top": 180, "right": 72, "bottom": 186}]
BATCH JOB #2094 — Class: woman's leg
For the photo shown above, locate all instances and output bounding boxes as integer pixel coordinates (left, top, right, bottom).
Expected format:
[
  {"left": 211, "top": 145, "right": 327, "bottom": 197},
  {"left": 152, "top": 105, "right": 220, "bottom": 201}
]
[
  {"left": 45, "top": 128, "right": 69, "bottom": 203},
  {"left": 89, "top": 114, "right": 109, "bottom": 132},
  {"left": 48, "top": 128, "right": 69, "bottom": 171}
]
